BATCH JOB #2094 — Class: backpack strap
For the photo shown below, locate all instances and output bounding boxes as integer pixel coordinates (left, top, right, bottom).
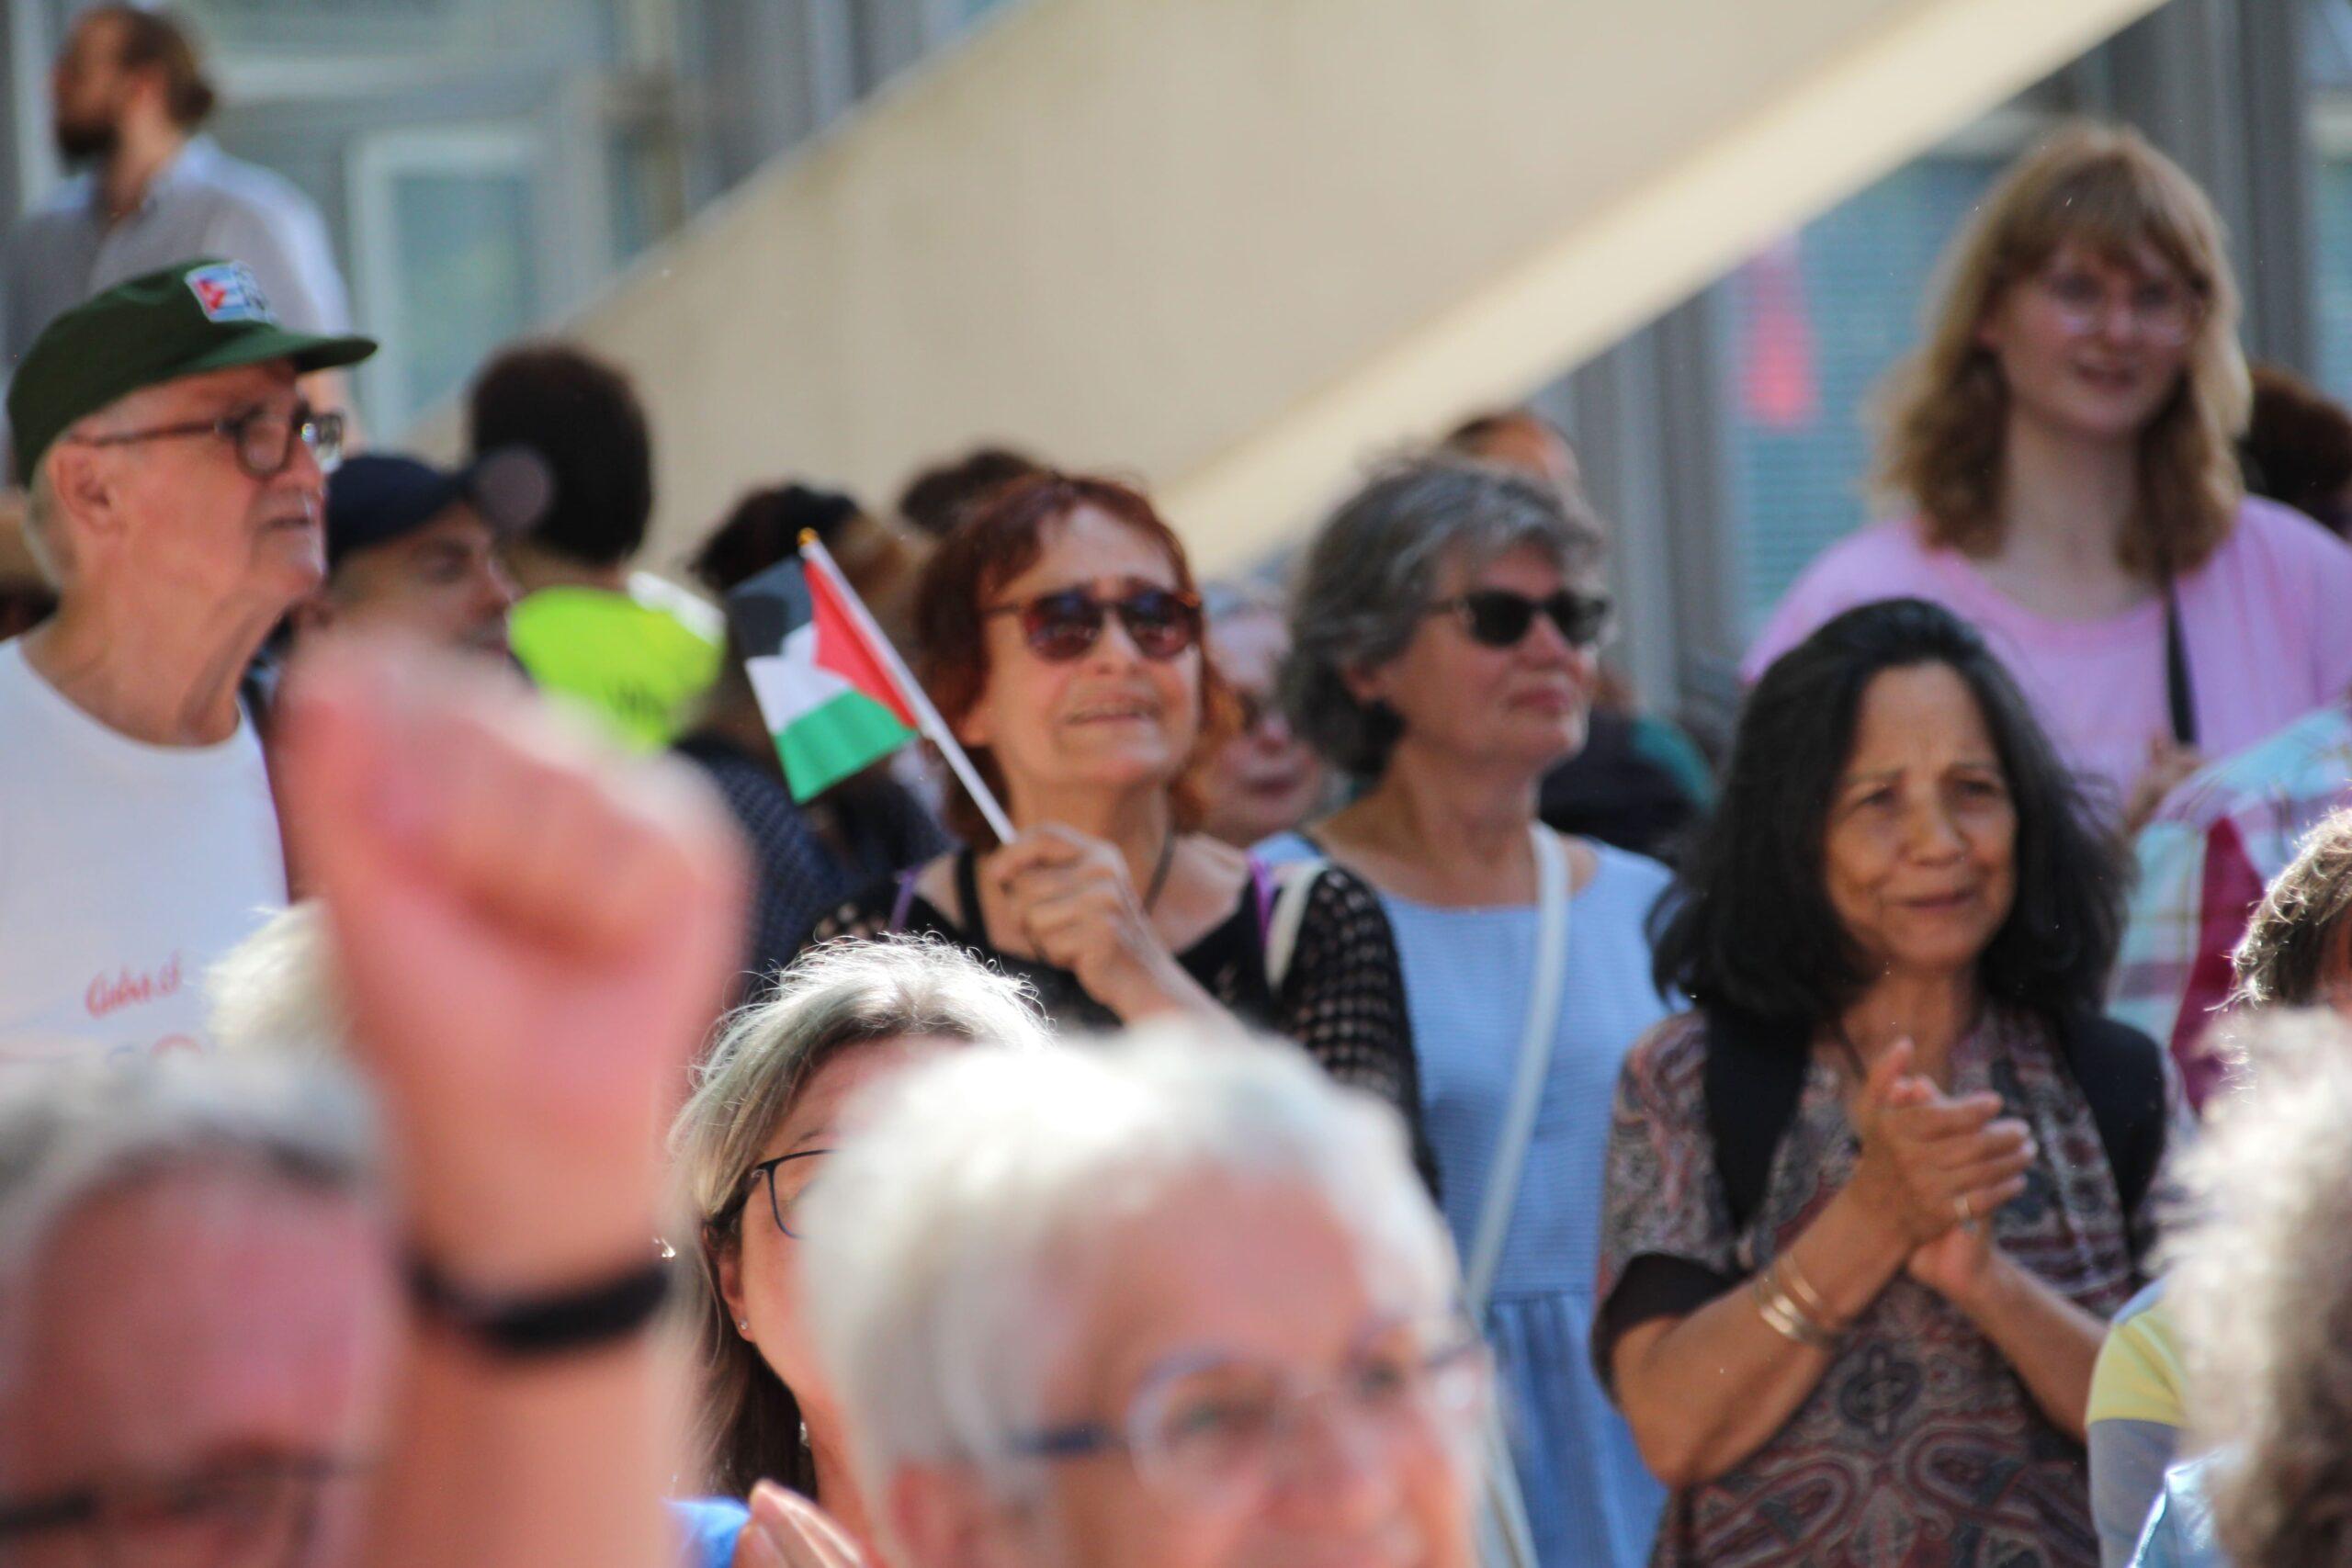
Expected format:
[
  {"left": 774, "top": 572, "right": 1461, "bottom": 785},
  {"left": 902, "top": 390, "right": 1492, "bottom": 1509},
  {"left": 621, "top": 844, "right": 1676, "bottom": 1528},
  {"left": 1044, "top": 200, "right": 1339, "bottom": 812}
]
[
  {"left": 2056, "top": 1011, "right": 2169, "bottom": 1220},
  {"left": 1702, "top": 1008, "right": 1811, "bottom": 1237},
  {"left": 1703, "top": 1005, "right": 2171, "bottom": 1238}
]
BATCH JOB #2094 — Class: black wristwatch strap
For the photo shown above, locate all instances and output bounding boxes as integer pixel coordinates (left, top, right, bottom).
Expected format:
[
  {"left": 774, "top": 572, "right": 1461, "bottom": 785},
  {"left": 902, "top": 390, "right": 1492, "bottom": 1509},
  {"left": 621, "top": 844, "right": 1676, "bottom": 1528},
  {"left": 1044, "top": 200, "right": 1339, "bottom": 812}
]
[{"left": 407, "top": 1251, "right": 673, "bottom": 1359}]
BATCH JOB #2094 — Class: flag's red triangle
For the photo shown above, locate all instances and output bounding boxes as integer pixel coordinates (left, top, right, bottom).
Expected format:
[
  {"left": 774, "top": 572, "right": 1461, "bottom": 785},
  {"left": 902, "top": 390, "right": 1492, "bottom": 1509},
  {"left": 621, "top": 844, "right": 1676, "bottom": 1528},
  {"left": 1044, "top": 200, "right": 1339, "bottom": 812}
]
[{"left": 808, "top": 566, "right": 919, "bottom": 730}]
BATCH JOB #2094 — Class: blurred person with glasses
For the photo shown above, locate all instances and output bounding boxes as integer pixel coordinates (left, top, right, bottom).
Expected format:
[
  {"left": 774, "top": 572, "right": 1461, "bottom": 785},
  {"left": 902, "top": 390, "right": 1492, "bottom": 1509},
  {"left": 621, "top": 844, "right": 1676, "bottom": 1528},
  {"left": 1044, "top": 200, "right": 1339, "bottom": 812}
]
[
  {"left": 670, "top": 937, "right": 1053, "bottom": 1564},
  {"left": 1747, "top": 122, "right": 2352, "bottom": 832},
  {"left": 0, "top": 1053, "right": 394, "bottom": 1568},
  {"left": 1194, "top": 581, "right": 1331, "bottom": 852},
  {"left": 798, "top": 1026, "right": 1488, "bottom": 1568},
  {"left": 805, "top": 472, "right": 1428, "bottom": 1169},
  {"left": 1261, "top": 457, "right": 1672, "bottom": 1568},
  {"left": 0, "top": 258, "right": 370, "bottom": 1065}
]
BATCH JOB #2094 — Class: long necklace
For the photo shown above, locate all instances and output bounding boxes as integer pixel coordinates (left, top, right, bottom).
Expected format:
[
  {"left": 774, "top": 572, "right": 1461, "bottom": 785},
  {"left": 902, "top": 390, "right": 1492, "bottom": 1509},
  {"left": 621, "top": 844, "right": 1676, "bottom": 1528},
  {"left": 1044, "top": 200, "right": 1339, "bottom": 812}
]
[{"left": 1142, "top": 831, "right": 1178, "bottom": 912}]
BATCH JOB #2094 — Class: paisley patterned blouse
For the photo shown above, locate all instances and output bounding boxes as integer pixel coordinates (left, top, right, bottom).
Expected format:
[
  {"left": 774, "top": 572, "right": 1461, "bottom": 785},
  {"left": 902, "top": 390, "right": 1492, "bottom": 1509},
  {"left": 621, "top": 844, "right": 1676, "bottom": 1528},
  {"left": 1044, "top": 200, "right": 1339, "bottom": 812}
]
[{"left": 1596, "top": 1008, "right": 2171, "bottom": 1568}]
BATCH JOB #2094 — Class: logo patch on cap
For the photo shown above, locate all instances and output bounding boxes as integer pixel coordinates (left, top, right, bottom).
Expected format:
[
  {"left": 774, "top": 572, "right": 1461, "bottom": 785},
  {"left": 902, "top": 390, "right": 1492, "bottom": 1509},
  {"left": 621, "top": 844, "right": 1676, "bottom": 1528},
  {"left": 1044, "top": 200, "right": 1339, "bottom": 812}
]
[{"left": 185, "top": 261, "right": 277, "bottom": 326}]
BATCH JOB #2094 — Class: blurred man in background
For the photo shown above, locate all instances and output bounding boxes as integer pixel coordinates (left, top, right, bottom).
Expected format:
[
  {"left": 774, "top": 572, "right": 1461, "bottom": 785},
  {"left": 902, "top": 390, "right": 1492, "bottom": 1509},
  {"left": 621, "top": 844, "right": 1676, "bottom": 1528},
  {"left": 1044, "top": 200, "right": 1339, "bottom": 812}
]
[
  {"left": 469, "top": 343, "right": 725, "bottom": 751},
  {"left": 5, "top": 6, "right": 353, "bottom": 376},
  {"left": 292, "top": 449, "right": 547, "bottom": 661},
  {"left": 892, "top": 443, "right": 1042, "bottom": 540}
]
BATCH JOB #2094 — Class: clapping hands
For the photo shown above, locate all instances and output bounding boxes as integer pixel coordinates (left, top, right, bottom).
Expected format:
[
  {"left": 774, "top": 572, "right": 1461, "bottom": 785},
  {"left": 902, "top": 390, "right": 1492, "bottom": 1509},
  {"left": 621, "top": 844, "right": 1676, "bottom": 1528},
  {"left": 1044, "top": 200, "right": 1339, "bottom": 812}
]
[{"left": 1847, "top": 1039, "right": 2036, "bottom": 1300}]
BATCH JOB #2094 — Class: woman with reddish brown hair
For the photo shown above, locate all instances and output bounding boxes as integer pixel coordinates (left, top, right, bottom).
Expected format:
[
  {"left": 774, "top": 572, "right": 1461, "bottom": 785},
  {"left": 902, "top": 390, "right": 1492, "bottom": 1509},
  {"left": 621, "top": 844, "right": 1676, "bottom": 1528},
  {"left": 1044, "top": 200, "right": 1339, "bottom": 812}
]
[{"left": 804, "top": 471, "right": 1426, "bottom": 1144}]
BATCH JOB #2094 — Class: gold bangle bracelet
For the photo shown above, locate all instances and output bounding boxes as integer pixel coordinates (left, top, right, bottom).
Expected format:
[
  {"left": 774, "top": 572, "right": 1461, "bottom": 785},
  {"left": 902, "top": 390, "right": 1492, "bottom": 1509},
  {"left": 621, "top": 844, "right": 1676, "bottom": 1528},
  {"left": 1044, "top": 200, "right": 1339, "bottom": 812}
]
[
  {"left": 1752, "top": 1265, "right": 1839, "bottom": 1350},
  {"left": 1750, "top": 1275, "right": 1812, "bottom": 1345},
  {"left": 1776, "top": 1250, "right": 1838, "bottom": 1328}
]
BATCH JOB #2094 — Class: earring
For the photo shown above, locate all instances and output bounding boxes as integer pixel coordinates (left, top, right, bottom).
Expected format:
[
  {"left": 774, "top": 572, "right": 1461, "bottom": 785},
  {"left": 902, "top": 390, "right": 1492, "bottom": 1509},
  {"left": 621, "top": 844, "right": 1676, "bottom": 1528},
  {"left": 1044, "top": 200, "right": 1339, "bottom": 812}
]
[{"left": 737, "top": 1317, "right": 752, "bottom": 1335}]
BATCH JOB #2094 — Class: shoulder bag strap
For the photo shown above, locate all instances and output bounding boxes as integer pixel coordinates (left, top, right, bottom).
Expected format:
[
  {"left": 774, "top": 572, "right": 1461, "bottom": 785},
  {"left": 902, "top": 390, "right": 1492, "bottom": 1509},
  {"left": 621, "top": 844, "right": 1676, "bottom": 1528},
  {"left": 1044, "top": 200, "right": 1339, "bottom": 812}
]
[
  {"left": 1467, "top": 824, "right": 1570, "bottom": 1568},
  {"left": 1262, "top": 857, "right": 1329, "bottom": 996},
  {"left": 2164, "top": 575, "right": 2198, "bottom": 748},
  {"left": 1463, "top": 823, "right": 1572, "bottom": 1314}
]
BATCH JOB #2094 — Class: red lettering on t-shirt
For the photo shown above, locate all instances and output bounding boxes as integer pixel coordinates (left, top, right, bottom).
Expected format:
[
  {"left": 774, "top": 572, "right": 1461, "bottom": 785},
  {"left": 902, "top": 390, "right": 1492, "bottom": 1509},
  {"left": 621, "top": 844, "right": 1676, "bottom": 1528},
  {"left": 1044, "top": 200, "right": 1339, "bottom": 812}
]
[{"left": 84, "top": 952, "right": 186, "bottom": 1020}]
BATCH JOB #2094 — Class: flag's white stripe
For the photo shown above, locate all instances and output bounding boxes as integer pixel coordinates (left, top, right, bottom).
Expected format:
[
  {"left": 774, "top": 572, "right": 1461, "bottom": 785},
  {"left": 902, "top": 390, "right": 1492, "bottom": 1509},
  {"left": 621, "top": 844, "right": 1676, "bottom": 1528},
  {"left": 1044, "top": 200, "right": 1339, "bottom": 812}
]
[
  {"left": 800, "top": 535, "right": 1015, "bottom": 844},
  {"left": 745, "top": 621, "right": 850, "bottom": 732}
]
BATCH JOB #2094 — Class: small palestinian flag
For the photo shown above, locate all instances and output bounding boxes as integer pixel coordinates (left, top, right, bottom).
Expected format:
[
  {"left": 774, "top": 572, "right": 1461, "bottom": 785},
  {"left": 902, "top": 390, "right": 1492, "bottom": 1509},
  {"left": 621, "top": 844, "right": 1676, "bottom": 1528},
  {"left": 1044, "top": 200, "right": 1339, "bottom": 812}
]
[{"left": 726, "top": 546, "right": 920, "bottom": 802}]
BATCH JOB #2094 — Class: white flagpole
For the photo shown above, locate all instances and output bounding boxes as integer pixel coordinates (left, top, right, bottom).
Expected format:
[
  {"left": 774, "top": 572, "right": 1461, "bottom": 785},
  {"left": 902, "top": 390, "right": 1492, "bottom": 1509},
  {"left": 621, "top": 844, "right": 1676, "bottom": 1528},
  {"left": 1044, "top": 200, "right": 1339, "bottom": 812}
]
[{"left": 798, "top": 532, "right": 1018, "bottom": 846}]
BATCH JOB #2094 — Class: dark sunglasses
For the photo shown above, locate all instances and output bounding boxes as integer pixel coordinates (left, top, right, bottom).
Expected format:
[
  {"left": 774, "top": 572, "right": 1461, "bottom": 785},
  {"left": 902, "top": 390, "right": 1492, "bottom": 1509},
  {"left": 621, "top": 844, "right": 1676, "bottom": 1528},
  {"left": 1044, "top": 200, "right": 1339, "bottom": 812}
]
[
  {"left": 1430, "top": 588, "right": 1611, "bottom": 649},
  {"left": 981, "top": 586, "right": 1204, "bottom": 663}
]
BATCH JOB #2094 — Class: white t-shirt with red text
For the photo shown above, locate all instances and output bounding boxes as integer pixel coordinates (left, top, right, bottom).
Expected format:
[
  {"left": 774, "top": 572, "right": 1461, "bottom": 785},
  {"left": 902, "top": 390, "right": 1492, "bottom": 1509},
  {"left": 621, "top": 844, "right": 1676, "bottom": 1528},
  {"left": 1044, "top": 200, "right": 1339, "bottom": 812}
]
[{"left": 0, "top": 637, "right": 287, "bottom": 1066}]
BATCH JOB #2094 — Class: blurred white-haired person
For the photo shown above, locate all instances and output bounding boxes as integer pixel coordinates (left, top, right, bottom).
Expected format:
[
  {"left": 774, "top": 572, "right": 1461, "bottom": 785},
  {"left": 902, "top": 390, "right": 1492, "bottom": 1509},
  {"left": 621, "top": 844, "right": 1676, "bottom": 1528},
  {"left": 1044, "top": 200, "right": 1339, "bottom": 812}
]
[
  {"left": 207, "top": 899, "right": 345, "bottom": 1061},
  {"left": 798, "top": 1025, "right": 1488, "bottom": 1568},
  {"left": 2156, "top": 1011, "right": 2352, "bottom": 1567},
  {"left": 0, "top": 1054, "right": 395, "bottom": 1568},
  {"left": 671, "top": 936, "right": 1054, "bottom": 1560}
]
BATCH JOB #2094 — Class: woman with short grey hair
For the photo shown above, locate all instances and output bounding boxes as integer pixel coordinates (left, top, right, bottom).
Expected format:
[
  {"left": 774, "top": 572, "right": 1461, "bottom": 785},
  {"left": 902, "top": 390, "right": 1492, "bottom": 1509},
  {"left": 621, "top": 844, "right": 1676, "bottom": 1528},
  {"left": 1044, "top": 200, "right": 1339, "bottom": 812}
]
[
  {"left": 798, "top": 1024, "right": 1488, "bottom": 1568},
  {"left": 669, "top": 936, "right": 1052, "bottom": 1555},
  {"left": 1266, "top": 456, "right": 1675, "bottom": 1567}
]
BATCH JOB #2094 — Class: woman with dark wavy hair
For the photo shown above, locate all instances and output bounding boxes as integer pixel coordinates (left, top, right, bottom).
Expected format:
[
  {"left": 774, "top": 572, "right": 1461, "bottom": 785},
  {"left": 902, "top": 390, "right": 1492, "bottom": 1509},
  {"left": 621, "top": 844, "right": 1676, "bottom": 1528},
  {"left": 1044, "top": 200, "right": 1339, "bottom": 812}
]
[{"left": 1597, "top": 597, "right": 2176, "bottom": 1568}]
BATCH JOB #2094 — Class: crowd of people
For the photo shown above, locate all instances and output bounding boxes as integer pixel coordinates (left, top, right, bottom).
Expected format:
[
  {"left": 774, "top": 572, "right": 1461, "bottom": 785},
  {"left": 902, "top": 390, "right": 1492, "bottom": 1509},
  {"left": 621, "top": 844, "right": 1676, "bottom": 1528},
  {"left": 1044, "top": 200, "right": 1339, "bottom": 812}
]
[{"left": 17, "top": 11, "right": 2352, "bottom": 1568}]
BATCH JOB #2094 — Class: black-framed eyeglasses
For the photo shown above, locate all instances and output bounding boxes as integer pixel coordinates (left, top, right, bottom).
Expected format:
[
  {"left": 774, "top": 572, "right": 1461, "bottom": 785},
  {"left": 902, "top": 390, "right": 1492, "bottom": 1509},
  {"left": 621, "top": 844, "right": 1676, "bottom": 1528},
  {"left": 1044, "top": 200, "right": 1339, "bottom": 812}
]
[
  {"left": 67, "top": 400, "right": 346, "bottom": 479},
  {"left": 1008, "top": 1313, "right": 1490, "bottom": 1509},
  {"left": 1429, "top": 587, "right": 1611, "bottom": 650},
  {"left": 0, "top": 1450, "right": 368, "bottom": 1568},
  {"left": 737, "top": 1149, "right": 833, "bottom": 1239},
  {"left": 980, "top": 584, "right": 1204, "bottom": 663}
]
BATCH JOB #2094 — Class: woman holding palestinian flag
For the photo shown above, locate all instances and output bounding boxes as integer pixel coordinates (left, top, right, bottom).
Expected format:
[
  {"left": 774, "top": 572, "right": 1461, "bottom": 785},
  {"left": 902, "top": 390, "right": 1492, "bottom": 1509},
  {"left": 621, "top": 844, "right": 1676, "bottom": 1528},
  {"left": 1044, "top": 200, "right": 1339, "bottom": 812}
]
[{"left": 795, "top": 470, "right": 1430, "bottom": 1161}]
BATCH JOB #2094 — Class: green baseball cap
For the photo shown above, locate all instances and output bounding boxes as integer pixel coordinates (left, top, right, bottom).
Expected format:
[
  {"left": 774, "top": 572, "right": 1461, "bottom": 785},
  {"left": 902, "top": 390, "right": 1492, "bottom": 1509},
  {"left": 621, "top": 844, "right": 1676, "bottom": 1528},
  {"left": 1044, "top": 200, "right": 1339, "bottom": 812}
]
[{"left": 8, "top": 257, "right": 377, "bottom": 481}]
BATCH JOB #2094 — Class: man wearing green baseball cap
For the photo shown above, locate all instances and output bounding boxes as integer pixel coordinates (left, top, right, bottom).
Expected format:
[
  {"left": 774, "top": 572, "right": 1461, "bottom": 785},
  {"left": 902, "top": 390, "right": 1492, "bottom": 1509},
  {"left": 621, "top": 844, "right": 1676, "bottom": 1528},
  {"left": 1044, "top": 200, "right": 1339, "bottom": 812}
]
[{"left": 0, "top": 257, "right": 374, "bottom": 1065}]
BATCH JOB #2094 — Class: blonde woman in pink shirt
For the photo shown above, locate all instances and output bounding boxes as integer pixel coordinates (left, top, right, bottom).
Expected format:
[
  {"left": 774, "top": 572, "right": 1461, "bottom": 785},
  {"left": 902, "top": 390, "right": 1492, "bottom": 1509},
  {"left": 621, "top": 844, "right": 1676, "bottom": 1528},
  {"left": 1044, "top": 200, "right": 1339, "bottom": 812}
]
[{"left": 1748, "top": 122, "right": 2352, "bottom": 826}]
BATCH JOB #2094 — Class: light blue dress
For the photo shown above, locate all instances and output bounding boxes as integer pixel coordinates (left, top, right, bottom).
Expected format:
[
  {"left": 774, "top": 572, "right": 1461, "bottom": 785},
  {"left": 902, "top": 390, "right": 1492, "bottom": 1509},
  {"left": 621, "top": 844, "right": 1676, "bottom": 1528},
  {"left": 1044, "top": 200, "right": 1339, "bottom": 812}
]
[{"left": 1259, "top": 833, "right": 1674, "bottom": 1568}]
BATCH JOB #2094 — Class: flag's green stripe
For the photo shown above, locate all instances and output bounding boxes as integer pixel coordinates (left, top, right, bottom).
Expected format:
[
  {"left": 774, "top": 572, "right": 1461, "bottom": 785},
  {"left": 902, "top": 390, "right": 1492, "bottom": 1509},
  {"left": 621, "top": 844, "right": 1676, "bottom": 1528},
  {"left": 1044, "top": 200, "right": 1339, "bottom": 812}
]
[{"left": 774, "top": 690, "right": 915, "bottom": 801}]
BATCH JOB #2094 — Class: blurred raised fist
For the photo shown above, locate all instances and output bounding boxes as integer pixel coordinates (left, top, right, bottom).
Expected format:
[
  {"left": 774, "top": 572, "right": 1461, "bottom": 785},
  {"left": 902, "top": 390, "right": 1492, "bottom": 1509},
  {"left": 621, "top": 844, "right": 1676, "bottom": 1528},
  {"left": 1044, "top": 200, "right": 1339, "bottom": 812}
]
[{"left": 275, "top": 637, "right": 747, "bottom": 1290}]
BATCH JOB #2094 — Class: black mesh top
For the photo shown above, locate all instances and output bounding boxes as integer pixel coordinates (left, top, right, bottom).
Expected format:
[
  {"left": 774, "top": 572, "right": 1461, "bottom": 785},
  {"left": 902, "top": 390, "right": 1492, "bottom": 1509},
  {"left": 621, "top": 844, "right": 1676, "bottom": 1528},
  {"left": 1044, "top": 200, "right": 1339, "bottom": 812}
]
[
  {"left": 675, "top": 732, "right": 948, "bottom": 1001},
  {"left": 803, "top": 850, "right": 1434, "bottom": 1186}
]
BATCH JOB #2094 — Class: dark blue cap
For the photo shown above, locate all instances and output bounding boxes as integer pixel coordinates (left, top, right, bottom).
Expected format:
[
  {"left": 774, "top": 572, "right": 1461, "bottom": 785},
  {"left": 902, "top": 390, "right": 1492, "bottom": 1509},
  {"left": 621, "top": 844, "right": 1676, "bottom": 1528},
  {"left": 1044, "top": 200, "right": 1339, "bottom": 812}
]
[{"left": 325, "top": 447, "right": 550, "bottom": 568}]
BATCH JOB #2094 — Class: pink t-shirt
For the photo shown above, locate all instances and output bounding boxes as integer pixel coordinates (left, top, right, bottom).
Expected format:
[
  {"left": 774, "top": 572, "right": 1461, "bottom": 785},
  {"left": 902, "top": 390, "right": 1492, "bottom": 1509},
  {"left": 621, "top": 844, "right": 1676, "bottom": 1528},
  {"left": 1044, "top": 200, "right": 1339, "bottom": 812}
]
[{"left": 1743, "top": 498, "right": 2352, "bottom": 810}]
